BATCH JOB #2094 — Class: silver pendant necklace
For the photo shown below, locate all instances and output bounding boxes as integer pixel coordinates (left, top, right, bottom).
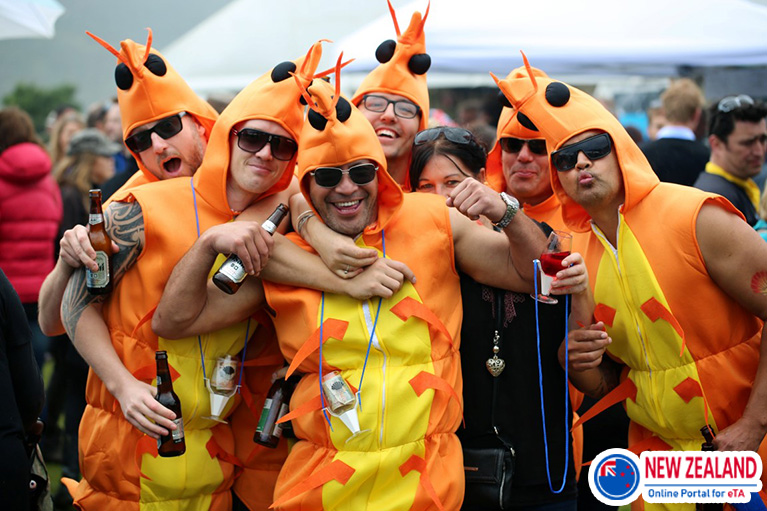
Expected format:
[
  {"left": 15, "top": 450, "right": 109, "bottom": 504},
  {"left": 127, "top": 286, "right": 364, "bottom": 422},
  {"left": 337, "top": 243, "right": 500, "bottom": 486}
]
[{"left": 485, "top": 329, "right": 506, "bottom": 377}]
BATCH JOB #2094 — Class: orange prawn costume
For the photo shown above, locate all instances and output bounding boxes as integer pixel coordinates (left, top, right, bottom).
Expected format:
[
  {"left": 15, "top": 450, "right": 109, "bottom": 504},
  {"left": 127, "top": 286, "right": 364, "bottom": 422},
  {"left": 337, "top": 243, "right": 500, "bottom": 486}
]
[
  {"left": 87, "top": 29, "right": 218, "bottom": 191},
  {"left": 263, "top": 67, "right": 464, "bottom": 511},
  {"left": 352, "top": 0, "right": 431, "bottom": 189},
  {"left": 493, "top": 58, "right": 767, "bottom": 509},
  {"left": 67, "top": 42, "right": 325, "bottom": 511},
  {"left": 485, "top": 65, "right": 586, "bottom": 481}
]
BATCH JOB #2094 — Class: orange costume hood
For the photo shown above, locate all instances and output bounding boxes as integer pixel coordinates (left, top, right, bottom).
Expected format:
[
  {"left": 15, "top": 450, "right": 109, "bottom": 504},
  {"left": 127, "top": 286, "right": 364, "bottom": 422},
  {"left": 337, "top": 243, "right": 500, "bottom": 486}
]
[
  {"left": 352, "top": 0, "right": 431, "bottom": 131},
  {"left": 297, "top": 64, "right": 403, "bottom": 235},
  {"left": 493, "top": 56, "right": 660, "bottom": 232},
  {"left": 87, "top": 29, "right": 218, "bottom": 182},
  {"left": 192, "top": 41, "right": 326, "bottom": 217},
  {"left": 486, "top": 66, "right": 551, "bottom": 195}
]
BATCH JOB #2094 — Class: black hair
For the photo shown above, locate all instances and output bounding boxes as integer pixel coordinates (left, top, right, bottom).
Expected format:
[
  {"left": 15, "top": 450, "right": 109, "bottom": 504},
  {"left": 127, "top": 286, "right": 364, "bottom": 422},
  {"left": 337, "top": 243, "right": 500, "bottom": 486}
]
[
  {"left": 708, "top": 99, "right": 767, "bottom": 143},
  {"left": 409, "top": 128, "right": 487, "bottom": 191}
]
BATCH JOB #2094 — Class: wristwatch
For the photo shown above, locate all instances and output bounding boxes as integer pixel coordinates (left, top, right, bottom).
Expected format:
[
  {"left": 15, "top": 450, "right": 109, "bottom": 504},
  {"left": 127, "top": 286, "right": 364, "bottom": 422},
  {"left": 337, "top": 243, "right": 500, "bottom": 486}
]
[{"left": 493, "top": 192, "right": 519, "bottom": 229}]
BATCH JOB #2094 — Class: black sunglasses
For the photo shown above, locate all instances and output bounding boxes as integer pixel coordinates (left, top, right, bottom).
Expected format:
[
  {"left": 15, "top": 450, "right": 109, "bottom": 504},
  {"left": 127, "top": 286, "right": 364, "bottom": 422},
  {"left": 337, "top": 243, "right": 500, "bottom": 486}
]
[
  {"left": 551, "top": 133, "right": 612, "bottom": 172},
  {"left": 310, "top": 162, "right": 378, "bottom": 188},
  {"left": 361, "top": 94, "right": 421, "bottom": 119},
  {"left": 414, "top": 127, "right": 475, "bottom": 146},
  {"left": 124, "top": 112, "right": 186, "bottom": 153},
  {"left": 231, "top": 128, "right": 297, "bottom": 162},
  {"left": 499, "top": 137, "right": 547, "bottom": 156}
]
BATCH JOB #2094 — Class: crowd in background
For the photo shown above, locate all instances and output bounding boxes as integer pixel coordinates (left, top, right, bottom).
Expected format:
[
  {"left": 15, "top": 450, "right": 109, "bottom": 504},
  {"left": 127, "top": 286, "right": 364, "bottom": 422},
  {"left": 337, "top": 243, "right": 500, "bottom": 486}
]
[{"left": 1, "top": 66, "right": 766, "bottom": 511}]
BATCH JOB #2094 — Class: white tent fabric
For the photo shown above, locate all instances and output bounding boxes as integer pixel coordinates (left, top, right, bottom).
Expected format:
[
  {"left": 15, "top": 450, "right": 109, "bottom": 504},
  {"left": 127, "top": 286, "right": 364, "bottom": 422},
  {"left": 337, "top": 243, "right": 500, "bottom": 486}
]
[
  {"left": 336, "top": 0, "right": 767, "bottom": 85},
  {"left": 164, "top": 0, "right": 767, "bottom": 95},
  {"left": 0, "top": 0, "right": 64, "bottom": 40},
  {"left": 163, "top": 0, "right": 413, "bottom": 95}
]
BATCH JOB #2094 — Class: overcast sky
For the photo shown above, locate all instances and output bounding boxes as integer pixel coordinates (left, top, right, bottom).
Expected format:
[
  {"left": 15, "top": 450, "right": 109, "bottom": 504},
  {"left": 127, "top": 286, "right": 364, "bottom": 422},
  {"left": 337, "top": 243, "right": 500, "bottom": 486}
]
[{"left": 0, "top": 0, "right": 235, "bottom": 110}]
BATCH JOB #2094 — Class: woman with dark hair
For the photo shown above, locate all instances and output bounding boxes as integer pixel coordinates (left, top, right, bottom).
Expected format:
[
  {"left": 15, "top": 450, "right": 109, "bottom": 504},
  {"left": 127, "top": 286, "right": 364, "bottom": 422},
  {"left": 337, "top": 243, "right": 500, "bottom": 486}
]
[
  {"left": 410, "top": 126, "right": 592, "bottom": 511},
  {"left": 409, "top": 126, "right": 488, "bottom": 198}
]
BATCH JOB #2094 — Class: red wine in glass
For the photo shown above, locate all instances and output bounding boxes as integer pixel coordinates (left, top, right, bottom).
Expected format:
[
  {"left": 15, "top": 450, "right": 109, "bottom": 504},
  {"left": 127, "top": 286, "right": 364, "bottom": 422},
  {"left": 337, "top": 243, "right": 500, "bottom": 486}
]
[{"left": 532, "top": 231, "right": 572, "bottom": 305}]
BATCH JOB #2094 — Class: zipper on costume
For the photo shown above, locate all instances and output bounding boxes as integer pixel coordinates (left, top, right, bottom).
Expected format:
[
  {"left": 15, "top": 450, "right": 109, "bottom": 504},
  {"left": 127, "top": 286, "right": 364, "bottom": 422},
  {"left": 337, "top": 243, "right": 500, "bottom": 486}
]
[{"left": 362, "top": 299, "right": 386, "bottom": 445}]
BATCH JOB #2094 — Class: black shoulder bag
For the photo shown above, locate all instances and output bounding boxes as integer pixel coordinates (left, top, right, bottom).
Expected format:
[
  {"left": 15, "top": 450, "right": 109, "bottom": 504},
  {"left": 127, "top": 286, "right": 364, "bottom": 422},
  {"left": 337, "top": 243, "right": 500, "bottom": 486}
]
[{"left": 462, "top": 289, "right": 516, "bottom": 510}]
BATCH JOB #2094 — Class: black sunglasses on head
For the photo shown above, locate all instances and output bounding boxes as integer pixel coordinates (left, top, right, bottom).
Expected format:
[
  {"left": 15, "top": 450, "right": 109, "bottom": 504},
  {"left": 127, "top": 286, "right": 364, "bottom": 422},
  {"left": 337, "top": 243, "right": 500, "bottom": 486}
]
[
  {"left": 499, "top": 137, "right": 547, "bottom": 156},
  {"left": 414, "top": 127, "right": 475, "bottom": 146},
  {"left": 124, "top": 112, "right": 186, "bottom": 153},
  {"left": 310, "top": 162, "right": 378, "bottom": 188},
  {"left": 231, "top": 128, "right": 297, "bottom": 161},
  {"left": 551, "top": 133, "right": 613, "bottom": 172}
]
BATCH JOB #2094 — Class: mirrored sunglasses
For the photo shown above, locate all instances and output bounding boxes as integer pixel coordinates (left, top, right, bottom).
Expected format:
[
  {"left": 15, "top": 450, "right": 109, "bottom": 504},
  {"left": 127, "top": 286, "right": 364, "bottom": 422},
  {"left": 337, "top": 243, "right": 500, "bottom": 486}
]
[
  {"left": 499, "top": 137, "right": 547, "bottom": 155},
  {"left": 310, "top": 163, "right": 378, "bottom": 188},
  {"left": 231, "top": 128, "right": 297, "bottom": 162},
  {"left": 717, "top": 95, "right": 754, "bottom": 113},
  {"left": 124, "top": 112, "right": 186, "bottom": 153},
  {"left": 414, "top": 127, "right": 475, "bottom": 146},
  {"left": 551, "top": 133, "right": 612, "bottom": 172}
]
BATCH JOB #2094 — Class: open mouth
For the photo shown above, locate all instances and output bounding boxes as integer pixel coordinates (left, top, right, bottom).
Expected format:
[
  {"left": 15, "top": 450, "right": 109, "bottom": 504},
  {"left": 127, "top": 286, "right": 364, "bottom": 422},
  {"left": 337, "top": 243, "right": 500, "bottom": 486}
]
[
  {"left": 162, "top": 157, "right": 182, "bottom": 175},
  {"left": 376, "top": 128, "right": 398, "bottom": 139},
  {"left": 332, "top": 199, "right": 362, "bottom": 214}
]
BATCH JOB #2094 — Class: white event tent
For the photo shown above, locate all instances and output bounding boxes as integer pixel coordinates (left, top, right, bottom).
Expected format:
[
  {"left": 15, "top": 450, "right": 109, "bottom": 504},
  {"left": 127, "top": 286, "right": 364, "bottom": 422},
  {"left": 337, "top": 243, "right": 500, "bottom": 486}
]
[{"left": 164, "top": 0, "right": 767, "bottom": 96}]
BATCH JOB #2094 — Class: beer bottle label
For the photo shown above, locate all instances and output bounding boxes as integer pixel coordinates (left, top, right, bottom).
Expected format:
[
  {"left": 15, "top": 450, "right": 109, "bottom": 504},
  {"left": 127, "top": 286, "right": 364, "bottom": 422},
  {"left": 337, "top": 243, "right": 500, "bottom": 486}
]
[
  {"left": 89, "top": 213, "right": 103, "bottom": 225},
  {"left": 273, "top": 403, "right": 290, "bottom": 439},
  {"left": 262, "top": 220, "right": 277, "bottom": 234},
  {"left": 86, "top": 251, "right": 110, "bottom": 288},
  {"left": 171, "top": 417, "right": 184, "bottom": 443},
  {"left": 256, "top": 398, "right": 273, "bottom": 434},
  {"left": 218, "top": 255, "right": 247, "bottom": 284}
]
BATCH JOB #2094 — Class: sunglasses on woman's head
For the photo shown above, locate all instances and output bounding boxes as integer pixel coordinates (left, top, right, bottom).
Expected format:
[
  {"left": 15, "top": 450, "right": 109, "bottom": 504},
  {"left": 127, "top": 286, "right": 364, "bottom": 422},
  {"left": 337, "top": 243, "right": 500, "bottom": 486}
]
[
  {"left": 499, "top": 137, "right": 547, "bottom": 156},
  {"left": 124, "top": 112, "right": 186, "bottom": 153},
  {"left": 231, "top": 128, "right": 298, "bottom": 161},
  {"left": 414, "top": 127, "right": 475, "bottom": 146},
  {"left": 310, "top": 163, "right": 378, "bottom": 188},
  {"left": 551, "top": 133, "right": 612, "bottom": 172}
]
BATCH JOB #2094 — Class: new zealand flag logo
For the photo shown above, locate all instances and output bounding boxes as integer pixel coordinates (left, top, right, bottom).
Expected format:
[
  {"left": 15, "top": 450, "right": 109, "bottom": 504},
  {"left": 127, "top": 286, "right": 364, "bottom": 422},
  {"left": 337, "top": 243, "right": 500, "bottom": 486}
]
[{"left": 589, "top": 449, "right": 642, "bottom": 505}]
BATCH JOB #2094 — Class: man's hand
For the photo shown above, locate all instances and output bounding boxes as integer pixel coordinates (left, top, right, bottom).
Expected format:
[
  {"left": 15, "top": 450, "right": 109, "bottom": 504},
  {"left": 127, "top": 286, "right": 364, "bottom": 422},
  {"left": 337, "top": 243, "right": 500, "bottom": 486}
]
[
  {"left": 551, "top": 252, "right": 589, "bottom": 296},
  {"left": 311, "top": 228, "right": 378, "bottom": 279},
  {"left": 59, "top": 224, "right": 119, "bottom": 272},
  {"left": 713, "top": 415, "right": 767, "bottom": 452},
  {"left": 203, "top": 221, "right": 274, "bottom": 276},
  {"left": 342, "top": 258, "right": 416, "bottom": 300},
  {"left": 111, "top": 376, "right": 177, "bottom": 439},
  {"left": 560, "top": 321, "right": 611, "bottom": 371},
  {"left": 446, "top": 179, "right": 506, "bottom": 223}
]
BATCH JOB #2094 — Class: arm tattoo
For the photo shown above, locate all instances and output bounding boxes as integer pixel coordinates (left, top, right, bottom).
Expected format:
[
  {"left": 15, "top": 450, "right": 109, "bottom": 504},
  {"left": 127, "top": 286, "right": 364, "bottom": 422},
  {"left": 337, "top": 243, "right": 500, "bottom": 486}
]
[{"left": 61, "top": 201, "right": 145, "bottom": 339}]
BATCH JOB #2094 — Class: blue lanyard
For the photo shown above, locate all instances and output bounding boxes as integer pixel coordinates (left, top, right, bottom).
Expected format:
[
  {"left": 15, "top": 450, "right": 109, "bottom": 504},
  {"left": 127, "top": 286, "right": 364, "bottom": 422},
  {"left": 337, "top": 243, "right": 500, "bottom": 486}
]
[
  {"left": 190, "top": 178, "right": 249, "bottom": 388},
  {"left": 533, "top": 259, "right": 570, "bottom": 493},
  {"left": 318, "top": 230, "right": 385, "bottom": 428}
]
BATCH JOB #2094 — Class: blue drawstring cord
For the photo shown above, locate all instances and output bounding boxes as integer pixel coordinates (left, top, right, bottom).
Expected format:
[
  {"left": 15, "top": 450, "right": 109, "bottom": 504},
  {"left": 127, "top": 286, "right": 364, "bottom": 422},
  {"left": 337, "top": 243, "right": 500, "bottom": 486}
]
[
  {"left": 319, "top": 230, "right": 386, "bottom": 426},
  {"left": 533, "top": 259, "right": 570, "bottom": 493},
  {"left": 191, "top": 177, "right": 248, "bottom": 387}
]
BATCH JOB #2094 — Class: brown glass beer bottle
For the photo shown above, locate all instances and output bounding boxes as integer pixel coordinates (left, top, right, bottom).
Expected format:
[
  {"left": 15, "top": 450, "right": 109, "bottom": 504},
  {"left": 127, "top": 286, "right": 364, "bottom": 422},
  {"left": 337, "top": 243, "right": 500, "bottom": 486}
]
[
  {"left": 156, "top": 351, "right": 186, "bottom": 457},
  {"left": 212, "top": 203, "right": 289, "bottom": 295},
  {"left": 86, "top": 189, "right": 114, "bottom": 295},
  {"left": 254, "top": 375, "right": 296, "bottom": 448}
]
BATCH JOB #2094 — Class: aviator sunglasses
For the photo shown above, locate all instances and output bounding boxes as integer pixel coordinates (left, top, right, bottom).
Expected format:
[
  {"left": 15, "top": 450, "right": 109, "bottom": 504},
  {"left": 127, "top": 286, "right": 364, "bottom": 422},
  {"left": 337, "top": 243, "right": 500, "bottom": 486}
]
[
  {"left": 310, "top": 162, "right": 379, "bottom": 188},
  {"left": 499, "top": 137, "right": 547, "bottom": 156},
  {"left": 124, "top": 112, "right": 186, "bottom": 153},
  {"left": 551, "top": 133, "right": 613, "bottom": 172},
  {"left": 414, "top": 126, "right": 475, "bottom": 146},
  {"left": 231, "top": 128, "right": 298, "bottom": 161}
]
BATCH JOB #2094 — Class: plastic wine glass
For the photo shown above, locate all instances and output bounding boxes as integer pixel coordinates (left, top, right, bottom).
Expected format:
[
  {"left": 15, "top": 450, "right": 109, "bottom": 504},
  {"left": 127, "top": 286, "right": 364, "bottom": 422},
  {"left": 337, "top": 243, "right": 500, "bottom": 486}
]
[
  {"left": 531, "top": 230, "right": 572, "bottom": 305},
  {"left": 203, "top": 355, "right": 240, "bottom": 423}
]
